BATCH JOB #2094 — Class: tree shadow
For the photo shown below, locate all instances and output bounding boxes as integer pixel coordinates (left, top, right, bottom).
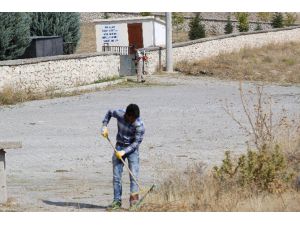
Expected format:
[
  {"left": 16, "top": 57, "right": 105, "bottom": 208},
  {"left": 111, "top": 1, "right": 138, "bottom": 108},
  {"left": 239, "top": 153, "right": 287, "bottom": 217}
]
[{"left": 42, "top": 200, "right": 107, "bottom": 210}]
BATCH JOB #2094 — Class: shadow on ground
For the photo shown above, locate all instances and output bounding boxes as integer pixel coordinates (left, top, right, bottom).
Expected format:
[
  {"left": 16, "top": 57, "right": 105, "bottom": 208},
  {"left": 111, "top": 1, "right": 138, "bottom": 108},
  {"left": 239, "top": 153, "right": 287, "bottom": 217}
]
[{"left": 42, "top": 200, "right": 107, "bottom": 209}]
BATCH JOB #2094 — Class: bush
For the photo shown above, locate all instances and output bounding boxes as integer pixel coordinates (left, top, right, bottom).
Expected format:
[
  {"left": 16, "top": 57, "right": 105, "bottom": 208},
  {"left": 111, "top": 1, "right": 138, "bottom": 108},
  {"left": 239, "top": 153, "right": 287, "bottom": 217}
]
[
  {"left": 284, "top": 13, "right": 297, "bottom": 26},
  {"left": 235, "top": 12, "right": 249, "bottom": 32},
  {"left": 0, "top": 12, "right": 31, "bottom": 60},
  {"left": 140, "top": 12, "right": 151, "bottom": 16},
  {"left": 30, "top": 12, "right": 81, "bottom": 54},
  {"left": 224, "top": 15, "right": 233, "bottom": 34},
  {"left": 188, "top": 13, "right": 206, "bottom": 40},
  {"left": 172, "top": 12, "right": 185, "bottom": 33},
  {"left": 271, "top": 13, "right": 284, "bottom": 28},
  {"left": 213, "top": 147, "right": 294, "bottom": 194}
]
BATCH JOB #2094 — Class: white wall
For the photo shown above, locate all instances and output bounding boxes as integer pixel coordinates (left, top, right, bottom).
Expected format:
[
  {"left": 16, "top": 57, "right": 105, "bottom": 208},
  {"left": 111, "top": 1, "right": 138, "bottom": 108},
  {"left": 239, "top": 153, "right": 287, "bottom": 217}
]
[
  {"left": 142, "top": 21, "right": 154, "bottom": 47},
  {"left": 154, "top": 22, "right": 166, "bottom": 46},
  {"left": 95, "top": 19, "right": 166, "bottom": 51},
  {"left": 0, "top": 54, "right": 120, "bottom": 92},
  {"left": 145, "top": 27, "right": 300, "bottom": 74},
  {"left": 95, "top": 23, "right": 128, "bottom": 52}
]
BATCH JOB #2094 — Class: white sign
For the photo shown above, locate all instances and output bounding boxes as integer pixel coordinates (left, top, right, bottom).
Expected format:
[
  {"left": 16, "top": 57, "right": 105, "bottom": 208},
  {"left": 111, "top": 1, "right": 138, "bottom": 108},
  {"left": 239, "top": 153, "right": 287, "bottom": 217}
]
[{"left": 101, "top": 25, "right": 119, "bottom": 44}]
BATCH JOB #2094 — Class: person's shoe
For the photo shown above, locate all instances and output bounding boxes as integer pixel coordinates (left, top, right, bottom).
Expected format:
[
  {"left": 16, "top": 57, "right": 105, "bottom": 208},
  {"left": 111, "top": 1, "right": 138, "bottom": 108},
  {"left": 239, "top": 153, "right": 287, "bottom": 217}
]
[
  {"left": 108, "top": 200, "right": 122, "bottom": 210},
  {"left": 141, "top": 79, "right": 146, "bottom": 83},
  {"left": 129, "top": 193, "right": 139, "bottom": 207}
]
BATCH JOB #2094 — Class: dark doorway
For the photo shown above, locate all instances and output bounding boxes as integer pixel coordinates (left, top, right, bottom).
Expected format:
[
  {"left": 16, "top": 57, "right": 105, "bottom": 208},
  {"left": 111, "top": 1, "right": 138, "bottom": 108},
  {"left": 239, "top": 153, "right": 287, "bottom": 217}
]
[{"left": 128, "top": 23, "right": 143, "bottom": 54}]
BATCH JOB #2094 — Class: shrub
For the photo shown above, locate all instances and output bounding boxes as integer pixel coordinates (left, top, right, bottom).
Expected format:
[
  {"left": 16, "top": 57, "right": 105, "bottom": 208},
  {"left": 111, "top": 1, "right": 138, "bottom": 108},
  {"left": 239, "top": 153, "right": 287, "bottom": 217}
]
[
  {"left": 30, "top": 12, "right": 81, "bottom": 54},
  {"left": 0, "top": 12, "right": 31, "bottom": 60},
  {"left": 140, "top": 12, "right": 151, "bottom": 16},
  {"left": 221, "top": 83, "right": 300, "bottom": 193},
  {"left": 188, "top": 13, "right": 206, "bottom": 40},
  {"left": 271, "top": 12, "right": 284, "bottom": 28},
  {"left": 235, "top": 12, "right": 250, "bottom": 32},
  {"left": 224, "top": 15, "right": 233, "bottom": 34},
  {"left": 172, "top": 12, "right": 185, "bottom": 36},
  {"left": 213, "top": 147, "right": 294, "bottom": 193},
  {"left": 284, "top": 13, "right": 297, "bottom": 26}
]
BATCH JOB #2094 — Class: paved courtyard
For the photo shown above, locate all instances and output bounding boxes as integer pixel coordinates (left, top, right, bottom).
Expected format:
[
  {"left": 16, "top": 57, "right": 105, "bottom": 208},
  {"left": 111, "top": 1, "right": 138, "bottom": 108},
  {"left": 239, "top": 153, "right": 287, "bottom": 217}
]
[{"left": 1, "top": 75, "right": 299, "bottom": 211}]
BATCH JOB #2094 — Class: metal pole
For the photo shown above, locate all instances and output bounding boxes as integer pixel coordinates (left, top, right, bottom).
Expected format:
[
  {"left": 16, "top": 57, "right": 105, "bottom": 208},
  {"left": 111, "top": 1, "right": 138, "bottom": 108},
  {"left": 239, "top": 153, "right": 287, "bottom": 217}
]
[
  {"left": 0, "top": 150, "right": 7, "bottom": 204},
  {"left": 165, "top": 12, "right": 173, "bottom": 73}
]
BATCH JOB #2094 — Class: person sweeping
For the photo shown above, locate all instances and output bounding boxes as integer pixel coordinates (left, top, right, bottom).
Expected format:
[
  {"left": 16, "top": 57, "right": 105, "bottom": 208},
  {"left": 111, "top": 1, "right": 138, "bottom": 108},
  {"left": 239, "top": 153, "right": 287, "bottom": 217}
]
[{"left": 101, "top": 104, "right": 145, "bottom": 209}]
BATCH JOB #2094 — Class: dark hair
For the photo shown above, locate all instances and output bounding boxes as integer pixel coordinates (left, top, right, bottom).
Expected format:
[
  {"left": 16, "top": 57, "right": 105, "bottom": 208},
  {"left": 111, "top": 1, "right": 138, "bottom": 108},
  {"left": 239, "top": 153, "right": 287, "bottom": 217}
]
[{"left": 125, "top": 104, "right": 140, "bottom": 119}]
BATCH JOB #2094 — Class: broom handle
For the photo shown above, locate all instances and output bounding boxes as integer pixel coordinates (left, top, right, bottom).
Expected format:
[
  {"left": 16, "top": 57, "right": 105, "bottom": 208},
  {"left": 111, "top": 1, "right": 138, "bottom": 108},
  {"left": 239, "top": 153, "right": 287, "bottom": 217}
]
[{"left": 107, "top": 137, "right": 142, "bottom": 191}]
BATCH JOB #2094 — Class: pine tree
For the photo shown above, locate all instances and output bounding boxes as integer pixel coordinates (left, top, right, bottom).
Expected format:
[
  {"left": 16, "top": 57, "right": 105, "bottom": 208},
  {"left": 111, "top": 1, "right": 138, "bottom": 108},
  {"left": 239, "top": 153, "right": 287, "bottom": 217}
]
[
  {"left": 0, "top": 13, "right": 31, "bottom": 60},
  {"left": 271, "top": 12, "right": 284, "bottom": 28},
  {"left": 188, "top": 13, "right": 206, "bottom": 40},
  {"left": 224, "top": 15, "right": 233, "bottom": 34},
  {"left": 30, "top": 12, "right": 81, "bottom": 54}
]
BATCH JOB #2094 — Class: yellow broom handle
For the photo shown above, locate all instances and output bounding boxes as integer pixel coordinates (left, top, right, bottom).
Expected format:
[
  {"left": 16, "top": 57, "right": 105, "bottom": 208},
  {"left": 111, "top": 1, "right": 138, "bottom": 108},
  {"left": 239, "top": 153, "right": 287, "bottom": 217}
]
[{"left": 107, "top": 137, "right": 142, "bottom": 191}]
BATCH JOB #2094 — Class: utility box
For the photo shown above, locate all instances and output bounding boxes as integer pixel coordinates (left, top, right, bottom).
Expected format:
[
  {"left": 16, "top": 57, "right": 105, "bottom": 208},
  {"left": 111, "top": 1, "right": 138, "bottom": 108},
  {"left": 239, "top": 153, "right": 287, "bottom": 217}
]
[
  {"left": 21, "top": 36, "right": 64, "bottom": 58},
  {"left": 94, "top": 16, "right": 166, "bottom": 53}
]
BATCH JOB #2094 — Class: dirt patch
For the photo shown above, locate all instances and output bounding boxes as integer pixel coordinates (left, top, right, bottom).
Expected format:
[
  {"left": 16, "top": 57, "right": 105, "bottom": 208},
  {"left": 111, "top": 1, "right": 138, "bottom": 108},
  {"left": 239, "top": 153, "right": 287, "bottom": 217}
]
[{"left": 76, "top": 23, "right": 96, "bottom": 54}]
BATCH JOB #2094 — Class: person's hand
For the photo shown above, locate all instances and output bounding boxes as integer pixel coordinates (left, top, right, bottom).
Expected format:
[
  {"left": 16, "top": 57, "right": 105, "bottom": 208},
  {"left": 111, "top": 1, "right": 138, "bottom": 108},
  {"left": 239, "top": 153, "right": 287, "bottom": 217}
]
[
  {"left": 115, "top": 150, "right": 125, "bottom": 160},
  {"left": 101, "top": 126, "right": 108, "bottom": 138}
]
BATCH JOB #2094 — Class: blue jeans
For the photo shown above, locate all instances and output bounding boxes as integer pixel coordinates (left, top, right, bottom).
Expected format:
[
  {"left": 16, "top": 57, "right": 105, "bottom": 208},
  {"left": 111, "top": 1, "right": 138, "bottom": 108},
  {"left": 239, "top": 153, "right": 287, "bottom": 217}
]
[{"left": 113, "top": 146, "right": 139, "bottom": 202}]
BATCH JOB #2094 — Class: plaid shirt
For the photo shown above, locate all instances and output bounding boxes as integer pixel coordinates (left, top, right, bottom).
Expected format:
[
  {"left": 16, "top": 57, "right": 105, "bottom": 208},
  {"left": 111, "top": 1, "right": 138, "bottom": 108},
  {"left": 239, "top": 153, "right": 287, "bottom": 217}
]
[{"left": 102, "top": 109, "right": 145, "bottom": 154}]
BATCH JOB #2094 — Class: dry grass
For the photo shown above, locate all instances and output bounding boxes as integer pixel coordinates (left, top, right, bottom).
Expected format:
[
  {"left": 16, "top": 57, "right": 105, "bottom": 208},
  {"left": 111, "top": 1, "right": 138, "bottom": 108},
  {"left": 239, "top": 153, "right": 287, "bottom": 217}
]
[
  {"left": 76, "top": 23, "right": 96, "bottom": 54},
  {"left": 138, "top": 83, "right": 300, "bottom": 212},
  {"left": 175, "top": 41, "right": 300, "bottom": 84},
  {"left": 0, "top": 79, "right": 163, "bottom": 106},
  {"left": 139, "top": 134, "right": 300, "bottom": 212},
  {"left": 0, "top": 198, "right": 21, "bottom": 212},
  {"left": 139, "top": 165, "right": 300, "bottom": 212},
  {"left": 173, "top": 31, "right": 189, "bottom": 43}
]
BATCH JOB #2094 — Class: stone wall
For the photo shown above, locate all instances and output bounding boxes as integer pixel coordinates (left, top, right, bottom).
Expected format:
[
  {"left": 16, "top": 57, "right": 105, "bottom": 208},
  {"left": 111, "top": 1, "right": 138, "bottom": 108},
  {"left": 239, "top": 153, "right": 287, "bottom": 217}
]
[
  {"left": 0, "top": 53, "right": 120, "bottom": 92},
  {"left": 143, "top": 26, "right": 300, "bottom": 74},
  {"left": 80, "top": 12, "right": 274, "bottom": 36}
]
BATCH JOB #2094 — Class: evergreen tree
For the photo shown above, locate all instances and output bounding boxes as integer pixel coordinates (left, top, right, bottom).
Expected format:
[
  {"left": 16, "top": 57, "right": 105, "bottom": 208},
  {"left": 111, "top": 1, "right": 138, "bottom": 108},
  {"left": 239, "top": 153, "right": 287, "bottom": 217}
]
[
  {"left": 30, "top": 12, "right": 81, "bottom": 54},
  {"left": 0, "top": 12, "right": 31, "bottom": 60},
  {"left": 271, "top": 12, "right": 284, "bottom": 28},
  {"left": 255, "top": 23, "right": 262, "bottom": 31},
  {"left": 224, "top": 15, "right": 233, "bottom": 34},
  {"left": 188, "top": 13, "right": 206, "bottom": 40},
  {"left": 235, "top": 12, "right": 249, "bottom": 32},
  {"left": 104, "top": 12, "right": 110, "bottom": 19}
]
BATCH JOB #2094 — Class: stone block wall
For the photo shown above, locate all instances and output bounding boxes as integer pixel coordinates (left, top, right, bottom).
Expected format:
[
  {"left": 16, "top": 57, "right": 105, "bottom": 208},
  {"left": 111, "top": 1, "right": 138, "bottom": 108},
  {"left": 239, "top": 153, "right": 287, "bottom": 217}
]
[{"left": 0, "top": 53, "right": 120, "bottom": 92}]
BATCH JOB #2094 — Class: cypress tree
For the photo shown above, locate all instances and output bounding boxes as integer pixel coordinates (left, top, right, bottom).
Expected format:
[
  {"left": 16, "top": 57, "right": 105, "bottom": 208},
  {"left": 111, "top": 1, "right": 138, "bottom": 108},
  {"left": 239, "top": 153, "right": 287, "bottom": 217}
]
[
  {"left": 0, "top": 12, "right": 31, "bottom": 60},
  {"left": 188, "top": 13, "right": 206, "bottom": 40},
  {"left": 30, "top": 12, "right": 81, "bottom": 54},
  {"left": 271, "top": 12, "right": 284, "bottom": 28},
  {"left": 224, "top": 15, "right": 233, "bottom": 34}
]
